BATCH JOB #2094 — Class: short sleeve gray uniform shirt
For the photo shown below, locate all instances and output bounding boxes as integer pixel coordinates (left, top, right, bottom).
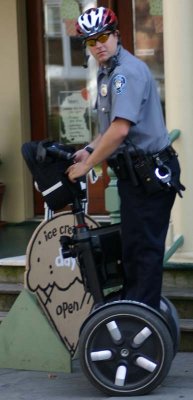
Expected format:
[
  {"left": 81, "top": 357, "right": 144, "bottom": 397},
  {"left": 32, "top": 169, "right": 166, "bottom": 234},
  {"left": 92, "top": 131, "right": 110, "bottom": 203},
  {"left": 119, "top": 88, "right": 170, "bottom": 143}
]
[{"left": 97, "top": 45, "right": 170, "bottom": 154}]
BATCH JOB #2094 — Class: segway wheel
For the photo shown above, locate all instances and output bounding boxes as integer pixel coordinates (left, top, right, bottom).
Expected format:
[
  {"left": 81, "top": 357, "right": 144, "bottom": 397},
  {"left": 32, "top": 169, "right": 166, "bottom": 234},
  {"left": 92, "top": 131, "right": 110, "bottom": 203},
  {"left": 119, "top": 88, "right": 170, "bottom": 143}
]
[{"left": 79, "top": 302, "right": 174, "bottom": 396}]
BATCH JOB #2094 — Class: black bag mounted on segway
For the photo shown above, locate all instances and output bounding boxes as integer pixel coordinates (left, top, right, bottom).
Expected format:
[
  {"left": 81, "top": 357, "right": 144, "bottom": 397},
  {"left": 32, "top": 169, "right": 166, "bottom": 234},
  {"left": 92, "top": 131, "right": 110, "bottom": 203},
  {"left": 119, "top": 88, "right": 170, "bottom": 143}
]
[{"left": 21, "top": 140, "right": 86, "bottom": 211}]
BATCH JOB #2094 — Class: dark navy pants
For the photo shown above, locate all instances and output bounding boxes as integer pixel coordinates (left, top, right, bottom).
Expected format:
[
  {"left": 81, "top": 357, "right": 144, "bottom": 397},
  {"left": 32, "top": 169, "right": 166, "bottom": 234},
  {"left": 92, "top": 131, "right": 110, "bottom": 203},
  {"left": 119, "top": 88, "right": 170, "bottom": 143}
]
[{"left": 117, "top": 156, "right": 180, "bottom": 310}]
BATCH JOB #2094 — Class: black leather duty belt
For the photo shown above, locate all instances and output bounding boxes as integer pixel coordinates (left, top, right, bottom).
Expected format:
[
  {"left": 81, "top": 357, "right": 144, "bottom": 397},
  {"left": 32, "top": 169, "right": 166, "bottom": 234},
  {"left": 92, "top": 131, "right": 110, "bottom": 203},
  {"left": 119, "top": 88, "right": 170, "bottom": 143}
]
[{"left": 108, "top": 145, "right": 177, "bottom": 182}]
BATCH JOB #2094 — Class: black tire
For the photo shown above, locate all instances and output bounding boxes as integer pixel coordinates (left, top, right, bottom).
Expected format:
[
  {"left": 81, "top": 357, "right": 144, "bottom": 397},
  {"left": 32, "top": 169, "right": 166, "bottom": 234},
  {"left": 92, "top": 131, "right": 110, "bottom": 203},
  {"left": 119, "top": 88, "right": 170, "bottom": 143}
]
[
  {"left": 160, "top": 296, "right": 180, "bottom": 355},
  {"left": 79, "top": 302, "right": 174, "bottom": 396}
]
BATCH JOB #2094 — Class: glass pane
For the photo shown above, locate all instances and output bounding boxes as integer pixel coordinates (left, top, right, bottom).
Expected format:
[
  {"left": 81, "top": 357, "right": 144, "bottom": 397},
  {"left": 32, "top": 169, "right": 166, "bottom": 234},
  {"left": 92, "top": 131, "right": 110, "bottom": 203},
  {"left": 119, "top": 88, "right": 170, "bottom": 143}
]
[
  {"left": 46, "top": 5, "right": 62, "bottom": 36},
  {"left": 47, "top": 38, "right": 63, "bottom": 65},
  {"left": 43, "top": 0, "right": 97, "bottom": 145},
  {"left": 70, "top": 37, "right": 84, "bottom": 66},
  {"left": 133, "top": 0, "right": 165, "bottom": 113}
]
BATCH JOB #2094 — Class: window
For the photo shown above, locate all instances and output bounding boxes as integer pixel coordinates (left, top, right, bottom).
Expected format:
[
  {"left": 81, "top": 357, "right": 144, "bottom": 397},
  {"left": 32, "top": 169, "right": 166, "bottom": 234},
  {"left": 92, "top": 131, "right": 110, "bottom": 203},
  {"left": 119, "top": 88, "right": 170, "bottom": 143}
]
[
  {"left": 43, "top": 0, "right": 97, "bottom": 142},
  {"left": 133, "top": 0, "right": 165, "bottom": 111}
]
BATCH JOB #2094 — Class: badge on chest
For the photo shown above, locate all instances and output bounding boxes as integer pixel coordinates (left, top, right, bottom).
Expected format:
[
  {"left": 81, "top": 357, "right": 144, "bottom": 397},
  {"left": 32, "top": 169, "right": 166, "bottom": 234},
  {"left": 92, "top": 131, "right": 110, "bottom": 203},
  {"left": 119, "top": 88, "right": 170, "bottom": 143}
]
[{"left": 100, "top": 83, "right": 108, "bottom": 97}]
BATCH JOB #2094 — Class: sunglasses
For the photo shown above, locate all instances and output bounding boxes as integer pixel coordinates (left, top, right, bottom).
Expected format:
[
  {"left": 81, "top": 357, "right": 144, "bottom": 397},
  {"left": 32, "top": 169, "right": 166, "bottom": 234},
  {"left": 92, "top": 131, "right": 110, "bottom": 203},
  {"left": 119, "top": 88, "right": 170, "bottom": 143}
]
[{"left": 85, "top": 32, "right": 112, "bottom": 47}]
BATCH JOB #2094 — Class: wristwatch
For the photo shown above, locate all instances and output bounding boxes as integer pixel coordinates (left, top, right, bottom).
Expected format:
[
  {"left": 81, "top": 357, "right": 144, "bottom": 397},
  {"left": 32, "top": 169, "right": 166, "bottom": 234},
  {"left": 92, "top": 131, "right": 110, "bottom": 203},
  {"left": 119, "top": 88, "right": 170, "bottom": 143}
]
[{"left": 84, "top": 145, "right": 94, "bottom": 154}]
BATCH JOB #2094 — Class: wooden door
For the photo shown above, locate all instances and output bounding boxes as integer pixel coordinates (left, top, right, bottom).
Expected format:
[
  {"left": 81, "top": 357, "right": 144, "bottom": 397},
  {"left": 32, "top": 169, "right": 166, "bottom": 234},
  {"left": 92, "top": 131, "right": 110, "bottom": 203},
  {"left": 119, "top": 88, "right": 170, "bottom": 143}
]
[
  {"left": 26, "top": 0, "right": 134, "bottom": 216},
  {"left": 26, "top": 0, "right": 47, "bottom": 215}
]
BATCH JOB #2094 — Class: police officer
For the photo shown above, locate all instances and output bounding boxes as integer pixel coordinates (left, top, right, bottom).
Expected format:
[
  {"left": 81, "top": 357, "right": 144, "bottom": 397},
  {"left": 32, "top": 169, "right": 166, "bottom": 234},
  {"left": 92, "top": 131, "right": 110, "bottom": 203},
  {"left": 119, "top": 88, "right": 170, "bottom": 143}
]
[{"left": 67, "top": 7, "right": 184, "bottom": 310}]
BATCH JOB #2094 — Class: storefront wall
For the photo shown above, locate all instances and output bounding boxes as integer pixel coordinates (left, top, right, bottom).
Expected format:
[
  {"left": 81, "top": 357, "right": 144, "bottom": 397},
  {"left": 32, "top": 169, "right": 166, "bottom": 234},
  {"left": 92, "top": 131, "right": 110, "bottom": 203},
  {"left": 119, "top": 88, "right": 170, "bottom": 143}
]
[
  {"left": 0, "top": 0, "right": 33, "bottom": 222},
  {"left": 0, "top": 0, "right": 192, "bottom": 258},
  {"left": 163, "top": 0, "right": 193, "bottom": 256}
]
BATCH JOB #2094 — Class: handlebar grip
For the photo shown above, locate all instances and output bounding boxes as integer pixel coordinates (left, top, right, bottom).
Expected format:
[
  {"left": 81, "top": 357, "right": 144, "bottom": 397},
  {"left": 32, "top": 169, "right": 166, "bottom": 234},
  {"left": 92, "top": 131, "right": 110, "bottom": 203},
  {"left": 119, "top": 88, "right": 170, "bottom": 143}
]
[{"left": 46, "top": 146, "right": 73, "bottom": 161}]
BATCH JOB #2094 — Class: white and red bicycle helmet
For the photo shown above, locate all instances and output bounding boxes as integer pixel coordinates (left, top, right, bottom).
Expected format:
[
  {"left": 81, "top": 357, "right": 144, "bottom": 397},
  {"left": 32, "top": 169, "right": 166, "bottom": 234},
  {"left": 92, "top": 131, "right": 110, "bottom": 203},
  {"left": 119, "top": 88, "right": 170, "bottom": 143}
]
[{"left": 76, "top": 7, "right": 118, "bottom": 38}]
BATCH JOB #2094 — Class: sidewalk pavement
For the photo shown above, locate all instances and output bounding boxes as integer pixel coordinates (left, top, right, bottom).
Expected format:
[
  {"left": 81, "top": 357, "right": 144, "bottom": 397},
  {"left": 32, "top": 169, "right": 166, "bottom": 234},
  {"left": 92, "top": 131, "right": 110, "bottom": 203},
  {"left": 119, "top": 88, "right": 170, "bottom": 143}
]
[{"left": 0, "top": 352, "right": 192, "bottom": 400}]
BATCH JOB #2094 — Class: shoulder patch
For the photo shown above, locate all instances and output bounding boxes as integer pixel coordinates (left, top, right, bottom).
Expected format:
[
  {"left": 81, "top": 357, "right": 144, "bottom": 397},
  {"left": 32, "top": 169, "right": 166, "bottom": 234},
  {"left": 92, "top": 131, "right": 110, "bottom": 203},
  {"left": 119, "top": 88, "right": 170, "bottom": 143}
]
[{"left": 113, "top": 74, "right": 127, "bottom": 94}]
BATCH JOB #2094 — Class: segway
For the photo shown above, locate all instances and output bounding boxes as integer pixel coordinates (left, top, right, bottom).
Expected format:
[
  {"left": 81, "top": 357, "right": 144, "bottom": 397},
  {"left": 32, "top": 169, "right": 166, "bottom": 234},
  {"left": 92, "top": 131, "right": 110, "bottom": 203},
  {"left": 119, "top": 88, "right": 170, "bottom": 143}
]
[{"left": 22, "top": 140, "right": 180, "bottom": 396}]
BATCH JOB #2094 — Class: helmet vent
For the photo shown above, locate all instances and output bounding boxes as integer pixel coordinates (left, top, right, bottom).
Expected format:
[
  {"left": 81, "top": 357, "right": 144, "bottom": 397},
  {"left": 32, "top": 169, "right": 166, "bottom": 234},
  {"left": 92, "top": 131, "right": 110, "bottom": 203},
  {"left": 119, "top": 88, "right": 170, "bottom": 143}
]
[
  {"left": 106, "top": 15, "right": 111, "bottom": 24},
  {"left": 82, "top": 23, "right": 89, "bottom": 32},
  {"left": 96, "top": 17, "right": 99, "bottom": 28}
]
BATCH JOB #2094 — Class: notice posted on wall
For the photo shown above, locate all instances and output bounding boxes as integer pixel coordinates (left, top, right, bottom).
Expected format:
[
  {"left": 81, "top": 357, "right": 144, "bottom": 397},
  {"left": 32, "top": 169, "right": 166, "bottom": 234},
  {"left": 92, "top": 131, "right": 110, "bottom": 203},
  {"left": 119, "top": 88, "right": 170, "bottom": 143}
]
[{"left": 59, "top": 90, "right": 91, "bottom": 144}]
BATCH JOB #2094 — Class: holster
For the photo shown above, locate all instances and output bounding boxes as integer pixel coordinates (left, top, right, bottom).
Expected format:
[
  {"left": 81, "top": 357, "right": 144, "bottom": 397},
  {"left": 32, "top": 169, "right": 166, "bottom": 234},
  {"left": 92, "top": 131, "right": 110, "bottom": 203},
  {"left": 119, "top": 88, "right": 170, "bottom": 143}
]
[{"left": 108, "top": 151, "right": 139, "bottom": 185}]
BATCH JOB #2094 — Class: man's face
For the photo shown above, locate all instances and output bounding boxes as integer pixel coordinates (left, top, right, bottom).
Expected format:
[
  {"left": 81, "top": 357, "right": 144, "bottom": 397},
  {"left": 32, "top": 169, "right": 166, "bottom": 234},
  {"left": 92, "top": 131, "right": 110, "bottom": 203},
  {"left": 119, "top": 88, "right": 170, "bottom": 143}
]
[{"left": 85, "top": 31, "right": 118, "bottom": 65}]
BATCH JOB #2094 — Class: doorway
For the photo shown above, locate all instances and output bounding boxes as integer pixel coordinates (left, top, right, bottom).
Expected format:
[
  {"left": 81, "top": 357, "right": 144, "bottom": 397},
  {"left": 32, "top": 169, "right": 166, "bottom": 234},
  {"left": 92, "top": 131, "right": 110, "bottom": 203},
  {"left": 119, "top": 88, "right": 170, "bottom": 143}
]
[{"left": 26, "top": 0, "right": 164, "bottom": 216}]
